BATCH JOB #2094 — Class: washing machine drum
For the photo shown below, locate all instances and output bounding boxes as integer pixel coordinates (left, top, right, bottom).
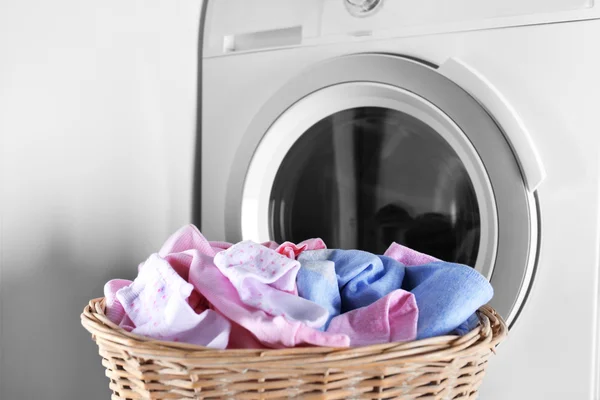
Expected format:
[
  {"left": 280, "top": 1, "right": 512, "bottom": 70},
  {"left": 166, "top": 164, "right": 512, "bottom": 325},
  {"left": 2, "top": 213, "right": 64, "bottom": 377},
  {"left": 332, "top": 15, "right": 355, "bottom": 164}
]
[
  {"left": 222, "top": 54, "right": 541, "bottom": 326},
  {"left": 270, "top": 106, "right": 480, "bottom": 266}
]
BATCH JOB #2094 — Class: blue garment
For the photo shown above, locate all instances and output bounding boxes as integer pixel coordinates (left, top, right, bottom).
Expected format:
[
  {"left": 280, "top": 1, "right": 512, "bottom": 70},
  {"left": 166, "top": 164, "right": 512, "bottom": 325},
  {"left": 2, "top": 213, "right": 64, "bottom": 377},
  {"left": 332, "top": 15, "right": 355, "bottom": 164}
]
[
  {"left": 297, "top": 249, "right": 406, "bottom": 329},
  {"left": 297, "top": 249, "right": 492, "bottom": 339},
  {"left": 328, "top": 251, "right": 406, "bottom": 312},
  {"left": 296, "top": 250, "right": 340, "bottom": 330},
  {"left": 452, "top": 313, "right": 481, "bottom": 336},
  {"left": 403, "top": 261, "right": 493, "bottom": 339}
]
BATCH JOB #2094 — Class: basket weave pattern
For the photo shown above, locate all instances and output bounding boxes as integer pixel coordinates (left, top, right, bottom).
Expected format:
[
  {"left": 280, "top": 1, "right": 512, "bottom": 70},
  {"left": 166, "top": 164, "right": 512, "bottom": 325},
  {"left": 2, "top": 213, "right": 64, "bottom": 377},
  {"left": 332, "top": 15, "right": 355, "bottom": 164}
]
[{"left": 81, "top": 298, "right": 507, "bottom": 399}]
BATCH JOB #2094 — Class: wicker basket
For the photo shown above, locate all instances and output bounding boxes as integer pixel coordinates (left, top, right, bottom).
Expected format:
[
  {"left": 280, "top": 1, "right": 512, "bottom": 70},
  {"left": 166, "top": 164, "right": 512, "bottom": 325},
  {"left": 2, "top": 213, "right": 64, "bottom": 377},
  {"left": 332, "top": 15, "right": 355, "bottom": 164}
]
[{"left": 81, "top": 297, "right": 507, "bottom": 400}]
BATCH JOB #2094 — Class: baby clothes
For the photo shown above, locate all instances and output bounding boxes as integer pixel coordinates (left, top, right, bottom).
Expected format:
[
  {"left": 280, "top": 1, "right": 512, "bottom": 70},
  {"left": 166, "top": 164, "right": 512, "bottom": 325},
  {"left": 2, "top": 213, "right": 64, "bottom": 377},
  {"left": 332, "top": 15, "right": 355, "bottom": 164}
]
[
  {"left": 261, "top": 241, "right": 279, "bottom": 251},
  {"left": 160, "top": 224, "right": 326, "bottom": 299},
  {"left": 157, "top": 228, "right": 349, "bottom": 349},
  {"left": 116, "top": 254, "right": 231, "bottom": 348},
  {"left": 103, "top": 223, "right": 491, "bottom": 349},
  {"left": 213, "top": 241, "right": 328, "bottom": 328},
  {"left": 160, "top": 224, "right": 222, "bottom": 257},
  {"left": 104, "top": 279, "right": 134, "bottom": 330},
  {"left": 187, "top": 250, "right": 350, "bottom": 348},
  {"left": 326, "top": 289, "right": 418, "bottom": 346},
  {"left": 208, "top": 241, "right": 233, "bottom": 252}
]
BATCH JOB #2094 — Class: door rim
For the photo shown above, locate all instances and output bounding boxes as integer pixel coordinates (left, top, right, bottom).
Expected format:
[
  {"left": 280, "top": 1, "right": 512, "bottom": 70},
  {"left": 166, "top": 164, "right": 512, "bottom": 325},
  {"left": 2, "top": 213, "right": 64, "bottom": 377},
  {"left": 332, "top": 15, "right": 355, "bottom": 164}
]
[
  {"left": 224, "top": 53, "right": 538, "bottom": 326},
  {"left": 241, "top": 81, "right": 498, "bottom": 279}
]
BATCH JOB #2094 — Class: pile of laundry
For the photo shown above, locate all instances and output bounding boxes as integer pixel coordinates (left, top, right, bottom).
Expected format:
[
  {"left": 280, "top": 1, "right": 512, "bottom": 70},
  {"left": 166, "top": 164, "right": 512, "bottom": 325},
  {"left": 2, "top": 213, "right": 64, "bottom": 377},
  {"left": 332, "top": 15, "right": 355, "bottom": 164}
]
[{"left": 104, "top": 224, "right": 493, "bottom": 349}]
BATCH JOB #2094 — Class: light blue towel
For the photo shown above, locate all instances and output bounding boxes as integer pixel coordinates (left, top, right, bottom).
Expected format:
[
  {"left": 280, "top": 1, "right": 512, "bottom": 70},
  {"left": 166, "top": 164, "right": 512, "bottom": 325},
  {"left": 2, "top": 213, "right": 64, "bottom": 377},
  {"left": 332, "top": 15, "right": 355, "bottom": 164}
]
[
  {"left": 296, "top": 250, "right": 340, "bottom": 330},
  {"left": 328, "top": 251, "right": 406, "bottom": 312},
  {"left": 297, "top": 250, "right": 492, "bottom": 338},
  {"left": 403, "top": 261, "right": 493, "bottom": 339},
  {"left": 297, "top": 249, "right": 406, "bottom": 329}
]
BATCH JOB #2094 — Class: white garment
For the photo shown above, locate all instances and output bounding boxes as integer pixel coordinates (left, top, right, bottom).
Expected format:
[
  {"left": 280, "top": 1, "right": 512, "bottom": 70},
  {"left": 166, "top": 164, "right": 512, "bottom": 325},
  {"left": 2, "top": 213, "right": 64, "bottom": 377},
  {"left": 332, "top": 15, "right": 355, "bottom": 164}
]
[
  {"left": 213, "top": 241, "right": 329, "bottom": 328},
  {"left": 116, "top": 254, "right": 231, "bottom": 348}
]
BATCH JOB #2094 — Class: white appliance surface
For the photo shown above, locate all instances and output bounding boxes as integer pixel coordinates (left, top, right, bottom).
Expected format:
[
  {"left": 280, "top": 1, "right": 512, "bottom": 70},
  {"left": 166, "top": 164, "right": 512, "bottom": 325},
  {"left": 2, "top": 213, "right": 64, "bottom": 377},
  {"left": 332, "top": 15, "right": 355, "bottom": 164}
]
[{"left": 200, "top": 2, "right": 600, "bottom": 399}]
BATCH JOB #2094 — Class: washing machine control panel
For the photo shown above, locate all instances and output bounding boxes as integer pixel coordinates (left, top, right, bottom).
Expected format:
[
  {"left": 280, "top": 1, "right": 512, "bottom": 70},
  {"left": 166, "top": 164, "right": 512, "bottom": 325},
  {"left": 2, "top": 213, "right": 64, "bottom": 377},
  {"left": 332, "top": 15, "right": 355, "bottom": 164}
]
[
  {"left": 344, "top": 0, "right": 384, "bottom": 17},
  {"left": 203, "top": 0, "right": 597, "bottom": 58}
]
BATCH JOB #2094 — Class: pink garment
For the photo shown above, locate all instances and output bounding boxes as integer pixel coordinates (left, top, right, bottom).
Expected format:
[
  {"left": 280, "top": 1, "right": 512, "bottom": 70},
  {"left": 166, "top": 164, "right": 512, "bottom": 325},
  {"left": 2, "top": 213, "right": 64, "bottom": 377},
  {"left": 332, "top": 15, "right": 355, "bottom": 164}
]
[
  {"left": 116, "top": 254, "right": 231, "bottom": 348},
  {"left": 212, "top": 238, "right": 326, "bottom": 260},
  {"left": 160, "top": 224, "right": 222, "bottom": 257},
  {"left": 227, "top": 321, "right": 265, "bottom": 350},
  {"left": 213, "top": 241, "right": 328, "bottom": 328},
  {"left": 188, "top": 251, "right": 349, "bottom": 348},
  {"left": 276, "top": 239, "right": 327, "bottom": 259},
  {"left": 208, "top": 241, "right": 233, "bottom": 252},
  {"left": 384, "top": 242, "right": 439, "bottom": 266},
  {"left": 104, "top": 279, "right": 134, "bottom": 330},
  {"left": 163, "top": 223, "right": 326, "bottom": 260},
  {"left": 160, "top": 224, "right": 325, "bottom": 297},
  {"left": 158, "top": 226, "right": 349, "bottom": 349},
  {"left": 326, "top": 289, "right": 418, "bottom": 346},
  {"left": 261, "top": 241, "right": 280, "bottom": 250}
]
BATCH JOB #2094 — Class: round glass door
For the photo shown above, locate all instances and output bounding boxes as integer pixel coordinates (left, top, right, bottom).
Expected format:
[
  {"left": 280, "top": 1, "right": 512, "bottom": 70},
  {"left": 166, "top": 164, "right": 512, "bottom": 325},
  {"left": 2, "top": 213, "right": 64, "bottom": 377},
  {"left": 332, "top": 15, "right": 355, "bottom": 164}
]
[
  {"left": 241, "top": 82, "right": 497, "bottom": 277},
  {"left": 234, "top": 56, "right": 538, "bottom": 326},
  {"left": 269, "top": 107, "right": 480, "bottom": 266}
]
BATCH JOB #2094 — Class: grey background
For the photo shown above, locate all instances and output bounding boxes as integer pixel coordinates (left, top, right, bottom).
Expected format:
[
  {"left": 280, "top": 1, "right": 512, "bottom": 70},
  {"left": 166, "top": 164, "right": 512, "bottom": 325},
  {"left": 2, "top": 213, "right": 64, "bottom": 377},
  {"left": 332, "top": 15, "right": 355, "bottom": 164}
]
[{"left": 0, "top": 1, "right": 202, "bottom": 398}]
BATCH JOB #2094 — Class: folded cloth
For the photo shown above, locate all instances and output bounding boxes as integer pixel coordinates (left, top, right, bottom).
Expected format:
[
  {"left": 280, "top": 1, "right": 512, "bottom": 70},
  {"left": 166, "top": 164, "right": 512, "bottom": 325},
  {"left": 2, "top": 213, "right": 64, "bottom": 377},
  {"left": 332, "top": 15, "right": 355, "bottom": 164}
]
[
  {"left": 116, "top": 254, "right": 231, "bottom": 348},
  {"left": 326, "top": 289, "right": 418, "bottom": 346},
  {"left": 158, "top": 226, "right": 350, "bottom": 349},
  {"left": 296, "top": 249, "right": 406, "bottom": 328},
  {"left": 213, "top": 241, "right": 328, "bottom": 328},
  {"left": 400, "top": 261, "right": 493, "bottom": 339}
]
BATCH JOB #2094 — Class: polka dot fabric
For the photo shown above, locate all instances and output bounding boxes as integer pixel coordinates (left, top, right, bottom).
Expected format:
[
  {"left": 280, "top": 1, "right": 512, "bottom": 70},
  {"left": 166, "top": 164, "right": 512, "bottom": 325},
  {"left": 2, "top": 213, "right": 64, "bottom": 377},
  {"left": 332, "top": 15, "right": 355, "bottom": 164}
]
[
  {"left": 215, "top": 241, "right": 298, "bottom": 292},
  {"left": 116, "top": 254, "right": 231, "bottom": 348},
  {"left": 214, "top": 241, "right": 329, "bottom": 328}
]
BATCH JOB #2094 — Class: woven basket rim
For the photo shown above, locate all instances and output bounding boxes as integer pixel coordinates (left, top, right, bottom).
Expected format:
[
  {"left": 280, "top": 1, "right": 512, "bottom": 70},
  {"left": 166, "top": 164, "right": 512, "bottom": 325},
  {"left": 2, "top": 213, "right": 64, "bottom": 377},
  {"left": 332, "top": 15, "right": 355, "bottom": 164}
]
[{"left": 81, "top": 297, "right": 507, "bottom": 362}]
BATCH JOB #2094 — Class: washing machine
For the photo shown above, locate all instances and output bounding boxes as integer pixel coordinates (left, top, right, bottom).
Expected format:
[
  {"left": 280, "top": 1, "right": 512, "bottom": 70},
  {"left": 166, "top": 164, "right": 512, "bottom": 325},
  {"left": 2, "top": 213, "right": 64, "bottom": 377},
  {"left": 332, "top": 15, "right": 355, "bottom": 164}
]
[{"left": 194, "top": 1, "right": 600, "bottom": 398}]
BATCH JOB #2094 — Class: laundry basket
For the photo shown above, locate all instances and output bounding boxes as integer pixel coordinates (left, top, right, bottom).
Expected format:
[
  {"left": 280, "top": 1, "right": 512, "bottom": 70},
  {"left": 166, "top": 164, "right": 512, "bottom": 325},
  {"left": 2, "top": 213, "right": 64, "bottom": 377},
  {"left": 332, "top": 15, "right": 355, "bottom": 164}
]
[{"left": 81, "top": 297, "right": 507, "bottom": 399}]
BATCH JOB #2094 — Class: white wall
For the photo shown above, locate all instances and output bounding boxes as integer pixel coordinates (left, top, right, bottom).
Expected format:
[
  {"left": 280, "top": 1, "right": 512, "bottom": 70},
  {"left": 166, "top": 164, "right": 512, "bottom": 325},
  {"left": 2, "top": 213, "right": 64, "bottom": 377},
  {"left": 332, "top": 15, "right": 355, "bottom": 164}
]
[{"left": 0, "top": 1, "right": 201, "bottom": 398}]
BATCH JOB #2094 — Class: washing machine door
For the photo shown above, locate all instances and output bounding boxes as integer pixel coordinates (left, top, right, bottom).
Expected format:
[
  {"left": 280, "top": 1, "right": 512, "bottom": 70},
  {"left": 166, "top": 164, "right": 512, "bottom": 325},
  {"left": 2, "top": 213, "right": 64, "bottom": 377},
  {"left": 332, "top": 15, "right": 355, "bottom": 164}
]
[{"left": 225, "top": 54, "right": 544, "bottom": 326}]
